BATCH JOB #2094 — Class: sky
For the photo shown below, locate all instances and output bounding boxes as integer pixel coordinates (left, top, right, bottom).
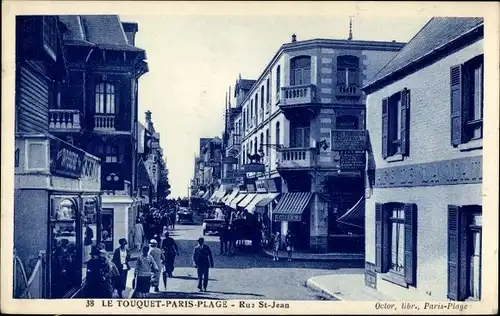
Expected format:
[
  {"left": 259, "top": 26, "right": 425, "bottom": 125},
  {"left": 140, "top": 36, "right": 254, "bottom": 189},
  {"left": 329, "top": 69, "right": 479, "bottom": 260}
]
[{"left": 121, "top": 14, "right": 431, "bottom": 199}]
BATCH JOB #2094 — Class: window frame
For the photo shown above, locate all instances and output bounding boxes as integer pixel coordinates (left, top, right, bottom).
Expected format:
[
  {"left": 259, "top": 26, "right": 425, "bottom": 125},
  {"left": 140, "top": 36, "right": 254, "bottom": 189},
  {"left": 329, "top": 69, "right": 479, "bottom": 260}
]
[
  {"left": 95, "top": 82, "right": 116, "bottom": 114},
  {"left": 290, "top": 56, "right": 312, "bottom": 86},
  {"left": 382, "top": 88, "right": 410, "bottom": 160},
  {"left": 337, "top": 55, "right": 359, "bottom": 87}
]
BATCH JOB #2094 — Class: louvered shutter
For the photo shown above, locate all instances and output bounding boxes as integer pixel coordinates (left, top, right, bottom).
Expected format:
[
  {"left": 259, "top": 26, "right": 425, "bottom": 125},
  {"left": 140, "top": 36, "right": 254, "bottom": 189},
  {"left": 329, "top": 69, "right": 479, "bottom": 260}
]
[
  {"left": 400, "top": 89, "right": 410, "bottom": 156},
  {"left": 375, "top": 203, "right": 383, "bottom": 272},
  {"left": 450, "top": 65, "right": 464, "bottom": 146},
  {"left": 447, "top": 205, "right": 468, "bottom": 300},
  {"left": 404, "top": 203, "right": 417, "bottom": 285},
  {"left": 381, "top": 98, "right": 389, "bottom": 158}
]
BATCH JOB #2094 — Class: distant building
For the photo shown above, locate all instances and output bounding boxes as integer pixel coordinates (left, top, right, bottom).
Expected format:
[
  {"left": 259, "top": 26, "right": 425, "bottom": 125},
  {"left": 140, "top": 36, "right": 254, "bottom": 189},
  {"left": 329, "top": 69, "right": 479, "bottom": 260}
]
[{"left": 362, "top": 17, "right": 483, "bottom": 301}]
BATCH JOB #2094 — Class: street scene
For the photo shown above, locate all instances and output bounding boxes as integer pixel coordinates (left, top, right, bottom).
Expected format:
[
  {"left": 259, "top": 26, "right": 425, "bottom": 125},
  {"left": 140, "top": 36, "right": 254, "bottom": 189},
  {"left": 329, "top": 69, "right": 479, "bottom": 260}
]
[{"left": 8, "top": 4, "right": 490, "bottom": 310}]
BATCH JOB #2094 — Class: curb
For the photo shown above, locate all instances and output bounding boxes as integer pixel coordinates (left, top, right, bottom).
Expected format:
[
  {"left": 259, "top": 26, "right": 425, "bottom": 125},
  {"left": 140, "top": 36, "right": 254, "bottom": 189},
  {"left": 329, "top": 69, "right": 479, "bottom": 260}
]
[
  {"left": 261, "top": 249, "right": 364, "bottom": 262},
  {"left": 305, "top": 278, "right": 344, "bottom": 301}
]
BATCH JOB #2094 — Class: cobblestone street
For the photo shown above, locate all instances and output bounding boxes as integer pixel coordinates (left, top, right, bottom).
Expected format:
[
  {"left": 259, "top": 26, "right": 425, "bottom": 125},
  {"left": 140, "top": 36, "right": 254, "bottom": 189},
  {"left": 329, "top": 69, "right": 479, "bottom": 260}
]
[{"left": 136, "top": 224, "right": 363, "bottom": 300}]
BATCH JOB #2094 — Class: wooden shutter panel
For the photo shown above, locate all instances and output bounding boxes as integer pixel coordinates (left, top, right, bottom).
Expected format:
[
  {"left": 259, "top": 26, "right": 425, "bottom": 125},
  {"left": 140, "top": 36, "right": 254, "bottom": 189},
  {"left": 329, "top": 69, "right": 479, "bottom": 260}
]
[
  {"left": 450, "top": 65, "right": 463, "bottom": 146},
  {"left": 400, "top": 89, "right": 410, "bottom": 156},
  {"left": 404, "top": 203, "right": 417, "bottom": 285},
  {"left": 375, "top": 203, "right": 383, "bottom": 272},
  {"left": 447, "top": 205, "right": 468, "bottom": 300},
  {"left": 381, "top": 98, "right": 389, "bottom": 158}
]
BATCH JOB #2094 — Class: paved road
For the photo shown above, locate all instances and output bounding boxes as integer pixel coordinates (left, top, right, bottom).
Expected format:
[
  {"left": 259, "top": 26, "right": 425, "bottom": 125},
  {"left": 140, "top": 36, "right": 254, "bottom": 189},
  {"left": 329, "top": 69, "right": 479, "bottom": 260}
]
[{"left": 138, "top": 223, "right": 363, "bottom": 301}]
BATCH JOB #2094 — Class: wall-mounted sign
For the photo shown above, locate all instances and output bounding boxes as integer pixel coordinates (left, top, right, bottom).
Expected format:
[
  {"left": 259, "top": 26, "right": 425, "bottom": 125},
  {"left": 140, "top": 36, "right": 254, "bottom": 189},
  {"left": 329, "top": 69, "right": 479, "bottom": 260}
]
[
  {"left": 338, "top": 150, "right": 366, "bottom": 170},
  {"left": 267, "top": 178, "right": 280, "bottom": 193},
  {"left": 222, "top": 156, "right": 239, "bottom": 164},
  {"left": 50, "top": 139, "right": 85, "bottom": 178},
  {"left": 243, "top": 163, "right": 265, "bottom": 173},
  {"left": 274, "top": 213, "right": 301, "bottom": 222},
  {"left": 255, "top": 179, "right": 268, "bottom": 193},
  {"left": 331, "top": 130, "right": 367, "bottom": 151}
]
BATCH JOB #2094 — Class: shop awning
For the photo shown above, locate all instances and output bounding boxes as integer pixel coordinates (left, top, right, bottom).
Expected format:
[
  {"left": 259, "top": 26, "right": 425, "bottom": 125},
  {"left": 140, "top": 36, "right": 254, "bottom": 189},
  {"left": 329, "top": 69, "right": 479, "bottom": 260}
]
[
  {"left": 273, "top": 192, "right": 313, "bottom": 222},
  {"left": 336, "top": 197, "right": 365, "bottom": 228},
  {"left": 237, "top": 193, "right": 257, "bottom": 209},
  {"left": 254, "top": 193, "right": 281, "bottom": 213},
  {"left": 209, "top": 188, "right": 226, "bottom": 203},
  {"left": 201, "top": 191, "right": 210, "bottom": 200},
  {"left": 222, "top": 188, "right": 239, "bottom": 204},
  {"left": 229, "top": 193, "right": 247, "bottom": 209}
]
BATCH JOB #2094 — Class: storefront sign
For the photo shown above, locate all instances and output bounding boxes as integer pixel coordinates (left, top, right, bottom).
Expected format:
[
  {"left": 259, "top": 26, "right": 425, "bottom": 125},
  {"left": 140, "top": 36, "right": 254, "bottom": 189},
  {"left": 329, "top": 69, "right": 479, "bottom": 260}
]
[
  {"left": 374, "top": 156, "right": 482, "bottom": 188},
  {"left": 365, "top": 262, "right": 377, "bottom": 289},
  {"left": 246, "top": 183, "right": 256, "bottom": 193},
  {"left": 243, "top": 163, "right": 265, "bottom": 173},
  {"left": 331, "top": 130, "right": 367, "bottom": 151},
  {"left": 338, "top": 150, "right": 365, "bottom": 170},
  {"left": 50, "top": 139, "right": 84, "bottom": 178},
  {"left": 81, "top": 155, "right": 100, "bottom": 181},
  {"left": 267, "top": 178, "right": 280, "bottom": 193},
  {"left": 255, "top": 179, "right": 268, "bottom": 193},
  {"left": 274, "top": 213, "right": 301, "bottom": 222}
]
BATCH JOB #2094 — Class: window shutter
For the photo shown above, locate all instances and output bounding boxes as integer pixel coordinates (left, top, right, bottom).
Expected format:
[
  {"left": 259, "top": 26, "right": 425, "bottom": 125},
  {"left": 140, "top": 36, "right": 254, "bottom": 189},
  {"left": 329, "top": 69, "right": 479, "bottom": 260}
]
[
  {"left": 381, "top": 98, "right": 389, "bottom": 158},
  {"left": 450, "top": 65, "right": 463, "bottom": 146},
  {"left": 375, "top": 203, "right": 383, "bottom": 272},
  {"left": 447, "top": 205, "right": 468, "bottom": 300},
  {"left": 400, "top": 89, "right": 410, "bottom": 156},
  {"left": 404, "top": 203, "right": 417, "bottom": 285}
]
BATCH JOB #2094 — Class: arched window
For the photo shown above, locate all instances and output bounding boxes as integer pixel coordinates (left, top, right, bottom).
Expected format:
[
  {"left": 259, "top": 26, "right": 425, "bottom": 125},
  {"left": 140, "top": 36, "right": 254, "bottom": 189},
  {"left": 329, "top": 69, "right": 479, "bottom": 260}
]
[
  {"left": 243, "top": 109, "right": 246, "bottom": 131},
  {"left": 290, "top": 56, "right": 311, "bottom": 85},
  {"left": 255, "top": 94, "right": 259, "bottom": 125},
  {"left": 95, "top": 83, "right": 116, "bottom": 114},
  {"left": 276, "top": 122, "right": 280, "bottom": 145},
  {"left": 260, "top": 132, "right": 264, "bottom": 154},
  {"left": 276, "top": 66, "right": 281, "bottom": 94},
  {"left": 336, "top": 115, "right": 359, "bottom": 130},
  {"left": 266, "top": 78, "right": 270, "bottom": 105},
  {"left": 249, "top": 140, "right": 253, "bottom": 156},
  {"left": 260, "top": 86, "right": 265, "bottom": 112},
  {"left": 265, "top": 129, "right": 270, "bottom": 155},
  {"left": 337, "top": 55, "right": 359, "bottom": 87},
  {"left": 250, "top": 100, "right": 253, "bottom": 126},
  {"left": 254, "top": 137, "right": 258, "bottom": 154}
]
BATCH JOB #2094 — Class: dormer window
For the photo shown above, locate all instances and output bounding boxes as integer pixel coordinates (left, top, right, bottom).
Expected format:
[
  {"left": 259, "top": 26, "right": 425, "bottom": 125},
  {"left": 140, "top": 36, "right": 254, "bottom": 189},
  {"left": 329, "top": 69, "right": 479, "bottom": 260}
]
[{"left": 95, "top": 83, "right": 116, "bottom": 114}]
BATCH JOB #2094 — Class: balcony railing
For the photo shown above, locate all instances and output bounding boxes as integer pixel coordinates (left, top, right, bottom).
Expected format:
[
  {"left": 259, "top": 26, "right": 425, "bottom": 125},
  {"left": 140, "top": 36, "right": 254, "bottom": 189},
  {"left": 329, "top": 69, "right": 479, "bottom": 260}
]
[
  {"left": 94, "top": 114, "right": 115, "bottom": 130},
  {"left": 277, "top": 147, "right": 315, "bottom": 169},
  {"left": 49, "top": 109, "right": 82, "bottom": 132},
  {"left": 280, "top": 84, "right": 317, "bottom": 106},
  {"left": 336, "top": 85, "right": 361, "bottom": 97}
]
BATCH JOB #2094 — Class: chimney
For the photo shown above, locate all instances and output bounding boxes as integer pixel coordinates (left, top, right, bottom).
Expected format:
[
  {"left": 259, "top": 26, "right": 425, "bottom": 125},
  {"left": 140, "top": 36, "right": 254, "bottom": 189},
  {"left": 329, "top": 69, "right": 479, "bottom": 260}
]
[
  {"left": 122, "top": 22, "right": 139, "bottom": 46},
  {"left": 291, "top": 33, "right": 297, "bottom": 43},
  {"left": 145, "top": 110, "right": 153, "bottom": 131}
]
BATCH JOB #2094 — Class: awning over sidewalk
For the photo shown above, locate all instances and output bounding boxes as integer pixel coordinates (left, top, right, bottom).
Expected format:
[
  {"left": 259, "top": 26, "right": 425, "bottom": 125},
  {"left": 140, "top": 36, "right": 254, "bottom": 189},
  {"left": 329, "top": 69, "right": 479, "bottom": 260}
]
[
  {"left": 255, "top": 193, "right": 280, "bottom": 213},
  {"left": 229, "top": 193, "right": 247, "bottom": 209},
  {"left": 201, "top": 191, "right": 210, "bottom": 200},
  {"left": 209, "top": 188, "right": 226, "bottom": 203},
  {"left": 222, "top": 188, "right": 239, "bottom": 204},
  {"left": 336, "top": 197, "right": 365, "bottom": 228},
  {"left": 273, "top": 192, "right": 313, "bottom": 222},
  {"left": 237, "top": 193, "right": 257, "bottom": 209}
]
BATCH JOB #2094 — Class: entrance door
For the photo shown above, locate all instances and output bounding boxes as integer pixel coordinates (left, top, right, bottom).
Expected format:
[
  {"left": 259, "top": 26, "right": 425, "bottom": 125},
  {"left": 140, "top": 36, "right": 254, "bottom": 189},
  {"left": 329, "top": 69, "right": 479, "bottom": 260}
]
[{"left": 101, "top": 209, "right": 114, "bottom": 252}]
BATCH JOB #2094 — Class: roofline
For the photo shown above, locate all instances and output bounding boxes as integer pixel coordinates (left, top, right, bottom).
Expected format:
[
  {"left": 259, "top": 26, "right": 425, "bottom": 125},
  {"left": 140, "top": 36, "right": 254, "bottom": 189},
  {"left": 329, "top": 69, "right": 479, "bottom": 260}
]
[
  {"left": 362, "top": 22, "right": 484, "bottom": 94},
  {"left": 238, "top": 38, "right": 406, "bottom": 108}
]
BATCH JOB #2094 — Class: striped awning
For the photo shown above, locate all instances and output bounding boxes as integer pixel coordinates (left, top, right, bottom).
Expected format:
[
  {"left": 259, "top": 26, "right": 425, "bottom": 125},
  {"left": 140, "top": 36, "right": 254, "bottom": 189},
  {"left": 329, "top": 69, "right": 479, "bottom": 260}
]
[
  {"left": 237, "top": 194, "right": 257, "bottom": 209},
  {"left": 243, "top": 193, "right": 268, "bottom": 214},
  {"left": 273, "top": 192, "right": 313, "bottom": 222},
  {"left": 254, "top": 193, "right": 281, "bottom": 213},
  {"left": 222, "top": 188, "right": 239, "bottom": 204},
  {"left": 201, "top": 191, "right": 210, "bottom": 200},
  {"left": 209, "top": 188, "right": 226, "bottom": 203},
  {"left": 229, "top": 193, "right": 247, "bottom": 209},
  {"left": 336, "top": 197, "right": 365, "bottom": 228}
]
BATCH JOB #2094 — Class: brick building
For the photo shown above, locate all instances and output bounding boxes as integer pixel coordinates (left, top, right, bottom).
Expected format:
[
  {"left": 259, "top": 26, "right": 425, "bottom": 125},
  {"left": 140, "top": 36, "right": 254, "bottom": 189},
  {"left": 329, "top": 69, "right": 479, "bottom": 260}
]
[{"left": 362, "top": 17, "right": 483, "bottom": 301}]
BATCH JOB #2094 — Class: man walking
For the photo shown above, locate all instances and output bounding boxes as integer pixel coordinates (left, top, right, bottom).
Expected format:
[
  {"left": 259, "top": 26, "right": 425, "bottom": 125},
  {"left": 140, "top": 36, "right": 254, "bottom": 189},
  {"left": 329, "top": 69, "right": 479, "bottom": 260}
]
[{"left": 192, "top": 237, "right": 214, "bottom": 292}]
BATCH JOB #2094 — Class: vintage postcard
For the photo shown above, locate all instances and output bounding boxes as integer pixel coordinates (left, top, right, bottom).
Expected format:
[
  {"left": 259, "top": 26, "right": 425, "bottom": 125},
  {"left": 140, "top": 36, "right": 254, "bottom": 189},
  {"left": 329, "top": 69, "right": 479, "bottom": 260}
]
[{"left": 1, "top": 1, "right": 498, "bottom": 315}]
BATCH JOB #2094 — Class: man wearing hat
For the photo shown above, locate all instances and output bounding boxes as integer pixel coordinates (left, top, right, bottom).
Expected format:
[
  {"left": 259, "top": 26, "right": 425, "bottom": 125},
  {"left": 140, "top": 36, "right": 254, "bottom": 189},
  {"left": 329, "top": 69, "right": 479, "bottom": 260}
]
[
  {"left": 192, "top": 237, "right": 214, "bottom": 292},
  {"left": 148, "top": 239, "right": 164, "bottom": 292}
]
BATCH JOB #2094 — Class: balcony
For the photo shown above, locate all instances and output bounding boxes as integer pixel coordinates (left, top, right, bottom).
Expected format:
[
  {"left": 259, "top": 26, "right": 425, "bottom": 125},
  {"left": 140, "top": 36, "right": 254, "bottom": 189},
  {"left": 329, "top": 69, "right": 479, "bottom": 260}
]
[
  {"left": 48, "top": 109, "right": 82, "bottom": 133},
  {"left": 94, "top": 114, "right": 115, "bottom": 131},
  {"left": 280, "top": 84, "right": 317, "bottom": 107},
  {"left": 335, "top": 84, "right": 362, "bottom": 97},
  {"left": 277, "top": 147, "right": 316, "bottom": 170}
]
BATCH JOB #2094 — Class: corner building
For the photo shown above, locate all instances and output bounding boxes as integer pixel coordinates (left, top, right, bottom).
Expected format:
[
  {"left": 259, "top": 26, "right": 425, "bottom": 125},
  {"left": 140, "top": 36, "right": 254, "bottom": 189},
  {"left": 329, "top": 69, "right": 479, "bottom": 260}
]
[
  {"left": 236, "top": 35, "right": 404, "bottom": 252},
  {"left": 362, "top": 18, "right": 483, "bottom": 301}
]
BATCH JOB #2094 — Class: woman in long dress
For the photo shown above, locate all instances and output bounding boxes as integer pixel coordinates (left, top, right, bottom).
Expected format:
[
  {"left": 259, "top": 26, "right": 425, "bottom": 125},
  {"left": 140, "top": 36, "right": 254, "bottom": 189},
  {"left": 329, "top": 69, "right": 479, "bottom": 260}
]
[
  {"left": 134, "top": 219, "right": 144, "bottom": 250},
  {"left": 148, "top": 239, "right": 164, "bottom": 292}
]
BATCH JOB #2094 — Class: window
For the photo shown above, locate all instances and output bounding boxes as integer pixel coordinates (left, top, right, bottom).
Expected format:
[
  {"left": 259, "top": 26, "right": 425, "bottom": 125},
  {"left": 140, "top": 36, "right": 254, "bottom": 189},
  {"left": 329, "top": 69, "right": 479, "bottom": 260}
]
[
  {"left": 105, "top": 156, "right": 118, "bottom": 163},
  {"left": 382, "top": 89, "right": 410, "bottom": 159},
  {"left": 250, "top": 101, "right": 253, "bottom": 127},
  {"left": 450, "top": 55, "right": 484, "bottom": 147},
  {"left": 375, "top": 203, "right": 417, "bottom": 287},
  {"left": 336, "top": 115, "right": 359, "bottom": 130},
  {"left": 276, "top": 66, "right": 281, "bottom": 102},
  {"left": 243, "top": 109, "right": 246, "bottom": 131},
  {"left": 291, "top": 121, "right": 310, "bottom": 148},
  {"left": 260, "top": 133, "right": 264, "bottom": 155},
  {"left": 337, "top": 55, "right": 359, "bottom": 87},
  {"left": 266, "top": 129, "right": 270, "bottom": 155},
  {"left": 95, "top": 83, "right": 116, "bottom": 114},
  {"left": 103, "top": 144, "right": 120, "bottom": 163},
  {"left": 255, "top": 94, "right": 259, "bottom": 125},
  {"left": 447, "top": 205, "right": 482, "bottom": 301},
  {"left": 290, "top": 56, "right": 311, "bottom": 85},
  {"left": 276, "top": 122, "right": 280, "bottom": 145},
  {"left": 260, "top": 86, "right": 265, "bottom": 114},
  {"left": 266, "top": 78, "right": 271, "bottom": 107},
  {"left": 254, "top": 137, "right": 258, "bottom": 155}
]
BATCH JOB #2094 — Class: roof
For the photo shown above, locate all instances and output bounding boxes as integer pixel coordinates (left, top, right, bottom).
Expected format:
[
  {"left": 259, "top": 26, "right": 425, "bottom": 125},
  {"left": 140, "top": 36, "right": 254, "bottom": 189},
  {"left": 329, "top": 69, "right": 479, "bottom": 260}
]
[
  {"left": 238, "top": 79, "right": 256, "bottom": 91},
  {"left": 364, "top": 17, "right": 484, "bottom": 91},
  {"left": 58, "top": 15, "right": 144, "bottom": 52}
]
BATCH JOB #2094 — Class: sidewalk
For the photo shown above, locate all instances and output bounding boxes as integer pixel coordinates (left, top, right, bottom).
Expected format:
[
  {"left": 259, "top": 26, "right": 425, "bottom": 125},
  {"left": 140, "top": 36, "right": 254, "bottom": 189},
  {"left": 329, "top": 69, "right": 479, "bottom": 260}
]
[
  {"left": 306, "top": 273, "right": 395, "bottom": 301},
  {"left": 261, "top": 248, "right": 364, "bottom": 261}
]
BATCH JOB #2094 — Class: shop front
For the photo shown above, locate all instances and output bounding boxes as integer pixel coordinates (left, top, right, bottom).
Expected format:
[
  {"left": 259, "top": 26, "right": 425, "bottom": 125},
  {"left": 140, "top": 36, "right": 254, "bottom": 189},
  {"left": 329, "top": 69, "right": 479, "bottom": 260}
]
[
  {"left": 14, "top": 134, "right": 101, "bottom": 298},
  {"left": 101, "top": 192, "right": 137, "bottom": 251}
]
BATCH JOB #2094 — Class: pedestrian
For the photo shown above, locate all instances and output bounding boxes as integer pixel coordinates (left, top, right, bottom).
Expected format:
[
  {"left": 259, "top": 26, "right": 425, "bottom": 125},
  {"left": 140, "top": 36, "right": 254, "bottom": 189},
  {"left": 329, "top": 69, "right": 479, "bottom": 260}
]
[
  {"left": 83, "top": 224, "right": 94, "bottom": 263},
  {"left": 285, "top": 230, "right": 294, "bottom": 262},
  {"left": 133, "top": 245, "right": 159, "bottom": 298},
  {"left": 85, "top": 246, "right": 114, "bottom": 298},
  {"left": 160, "top": 231, "right": 179, "bottom": 280},
  {"left": 148, "top": 239, "right": 164, "bottom": 292},
  {"left": 134, "top": 219, "right": 145, "bottom": 250},
  {"left": 112, "top": 238, "right": 131, "bottom": 298},
  {"left": 192, "top": 237, "right": 214, "bottom": 292},
  {"left": 272, "top": 231, "right": 281, "bottom": 261},
  {"left": 219, "top": 223, "right": 227, "bottom": 255}
]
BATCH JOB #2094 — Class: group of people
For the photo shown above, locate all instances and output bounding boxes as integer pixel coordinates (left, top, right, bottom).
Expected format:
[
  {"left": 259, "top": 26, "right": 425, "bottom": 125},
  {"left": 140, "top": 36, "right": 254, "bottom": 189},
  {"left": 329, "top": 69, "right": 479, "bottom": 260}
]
[
  {"left": 132, "top": 201, "right": 178, "bottom": 251},
  {"left": 271, "top": 230, "right": 295, "bottom": 262}
]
